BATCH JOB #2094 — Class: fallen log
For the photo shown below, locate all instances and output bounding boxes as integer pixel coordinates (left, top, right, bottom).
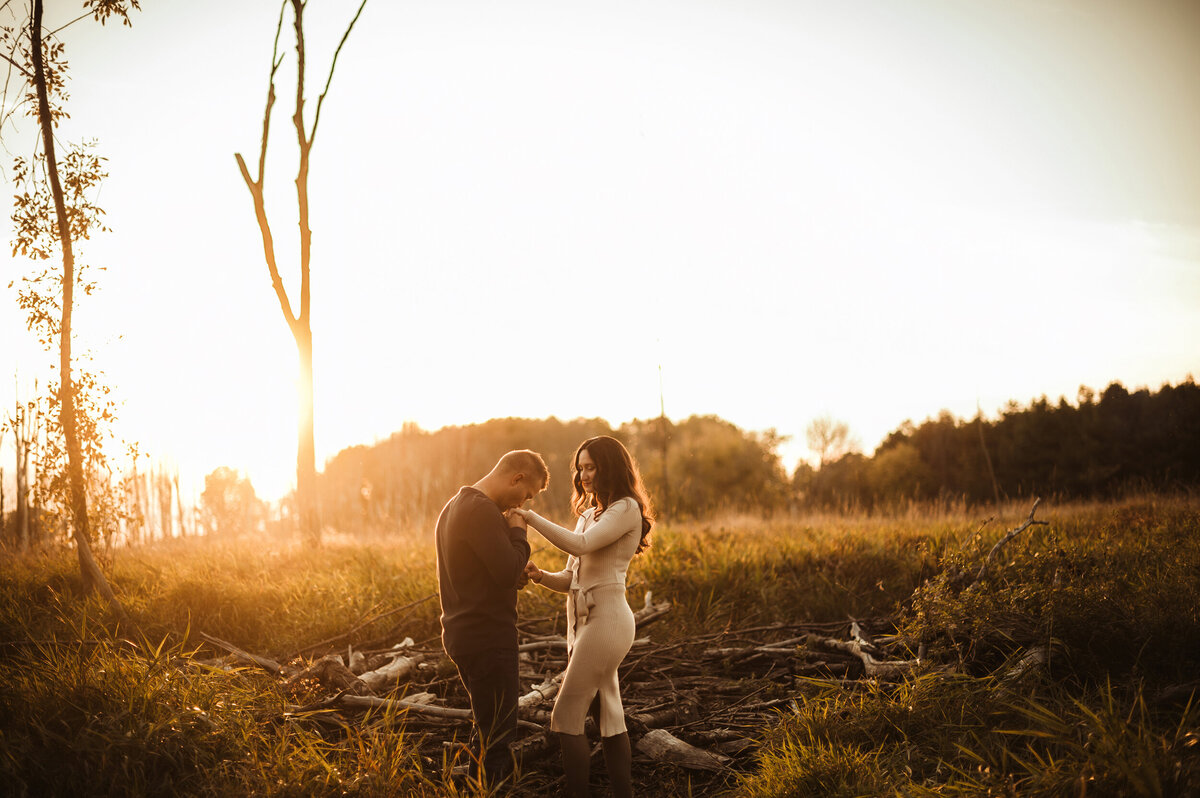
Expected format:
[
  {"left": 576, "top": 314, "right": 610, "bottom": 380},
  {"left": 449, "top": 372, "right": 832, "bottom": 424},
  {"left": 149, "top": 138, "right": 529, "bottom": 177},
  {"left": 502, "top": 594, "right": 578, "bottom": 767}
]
[
  {"left": 359, "top": 649, "right": 427, "bottom": 693},
  {"left": 636, "top": 728, "right": 731, "bottom": 771},
  {"left": 283, "top": 653, "right": 367, "bottom": 695},
  {"left": 519, "top": 672, "right": 563, "bottom": 708}
]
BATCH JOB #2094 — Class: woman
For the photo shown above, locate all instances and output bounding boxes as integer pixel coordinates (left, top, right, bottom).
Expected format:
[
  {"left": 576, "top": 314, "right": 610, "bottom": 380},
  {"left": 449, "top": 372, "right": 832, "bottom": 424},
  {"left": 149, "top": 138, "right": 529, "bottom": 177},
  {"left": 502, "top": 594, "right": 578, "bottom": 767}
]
[{"left": 515, "top": 435, "right": 653, "bottom": 798}]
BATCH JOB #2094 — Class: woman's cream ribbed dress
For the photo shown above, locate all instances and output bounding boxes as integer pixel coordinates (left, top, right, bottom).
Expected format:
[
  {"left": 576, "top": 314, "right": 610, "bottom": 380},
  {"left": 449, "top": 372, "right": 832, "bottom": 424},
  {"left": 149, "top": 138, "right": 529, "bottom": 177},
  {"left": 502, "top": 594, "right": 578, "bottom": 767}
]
[{"left": 521, "top": 498, "right": 642, "bottom": 737}]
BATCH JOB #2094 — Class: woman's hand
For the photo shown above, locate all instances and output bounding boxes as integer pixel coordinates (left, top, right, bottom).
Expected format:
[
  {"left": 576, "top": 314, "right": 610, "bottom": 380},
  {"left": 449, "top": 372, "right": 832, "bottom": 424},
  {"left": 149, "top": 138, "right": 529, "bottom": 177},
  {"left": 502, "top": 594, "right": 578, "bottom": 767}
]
[
  {"left": 524, "top": 560, "right": 543, "bottom": 584},
  {"left": 504, "top": 509, "right": 527, "bottom": 530}
]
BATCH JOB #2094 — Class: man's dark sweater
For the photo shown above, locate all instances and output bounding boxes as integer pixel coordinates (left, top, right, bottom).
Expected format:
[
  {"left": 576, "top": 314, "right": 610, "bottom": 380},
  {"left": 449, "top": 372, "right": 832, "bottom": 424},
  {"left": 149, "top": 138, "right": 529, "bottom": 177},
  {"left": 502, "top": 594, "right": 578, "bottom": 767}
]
[{"left": 435, "top": 486, "right": 531, "bottom": 659}]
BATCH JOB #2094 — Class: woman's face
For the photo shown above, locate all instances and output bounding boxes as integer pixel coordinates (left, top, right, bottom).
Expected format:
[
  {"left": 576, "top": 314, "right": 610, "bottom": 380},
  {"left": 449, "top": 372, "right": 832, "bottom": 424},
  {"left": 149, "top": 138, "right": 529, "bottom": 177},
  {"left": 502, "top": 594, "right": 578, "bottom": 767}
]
[{"left": 577, "top": 448, "right": 598, "bottom": 495}]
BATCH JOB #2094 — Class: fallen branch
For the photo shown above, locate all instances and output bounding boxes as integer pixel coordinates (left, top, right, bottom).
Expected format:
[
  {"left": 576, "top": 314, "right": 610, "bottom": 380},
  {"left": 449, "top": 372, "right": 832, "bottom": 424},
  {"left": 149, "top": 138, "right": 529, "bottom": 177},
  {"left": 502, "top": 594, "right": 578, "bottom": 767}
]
[
  {"left": 973, "top": 498, "right": 1049, "bottom": 587},
  {"left": 519, "top": 637, "right": 567, "bottom": 653},
  {"left": 634, "top": 591, "right": 672, "bottom": 629},
  {"left": 519, "top": 672, "right": 563, "bottom": 708},
  {"left": 340, "top": 693, "right": 543, "bottom": 731},
  {"left": 807, "top": 634, "right": 917, "bottom": 680},
  {"left": 703, "top": 636, "right": 808, "bottom": 659},
  {"left": 197, "top": 631, "right": 290, "bottom": 676}
]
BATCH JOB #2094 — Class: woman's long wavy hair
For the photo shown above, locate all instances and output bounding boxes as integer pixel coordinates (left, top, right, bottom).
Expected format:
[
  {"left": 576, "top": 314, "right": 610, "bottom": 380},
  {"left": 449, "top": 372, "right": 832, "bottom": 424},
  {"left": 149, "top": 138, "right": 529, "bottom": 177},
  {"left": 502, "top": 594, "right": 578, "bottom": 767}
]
[{"left": 570, "top": 435, "right": 654, "bottom": 554}]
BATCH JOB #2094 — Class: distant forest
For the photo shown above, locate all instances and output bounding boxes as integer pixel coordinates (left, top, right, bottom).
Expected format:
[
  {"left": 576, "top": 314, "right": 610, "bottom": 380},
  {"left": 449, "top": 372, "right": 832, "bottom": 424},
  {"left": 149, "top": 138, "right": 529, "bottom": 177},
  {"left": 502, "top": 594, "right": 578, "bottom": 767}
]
[{"left": 320, "top": 379, "right": 1199, "bottom": 530}]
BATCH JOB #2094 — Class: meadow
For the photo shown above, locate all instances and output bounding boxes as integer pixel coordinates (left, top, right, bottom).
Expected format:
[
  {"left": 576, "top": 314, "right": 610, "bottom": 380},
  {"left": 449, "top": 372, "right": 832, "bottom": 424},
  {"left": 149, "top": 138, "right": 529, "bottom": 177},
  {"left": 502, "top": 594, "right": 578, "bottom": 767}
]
[{"left": 2, "top": 494, "right": 1199, "bottom": 796}]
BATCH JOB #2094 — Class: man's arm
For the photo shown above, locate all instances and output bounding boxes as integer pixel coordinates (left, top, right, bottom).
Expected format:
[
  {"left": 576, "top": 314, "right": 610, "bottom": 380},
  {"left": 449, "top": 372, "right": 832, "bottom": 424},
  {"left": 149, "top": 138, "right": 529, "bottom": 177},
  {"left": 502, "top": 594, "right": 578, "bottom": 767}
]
[{"left": 465, "top": 503, "right": 531, "bottom": 589}]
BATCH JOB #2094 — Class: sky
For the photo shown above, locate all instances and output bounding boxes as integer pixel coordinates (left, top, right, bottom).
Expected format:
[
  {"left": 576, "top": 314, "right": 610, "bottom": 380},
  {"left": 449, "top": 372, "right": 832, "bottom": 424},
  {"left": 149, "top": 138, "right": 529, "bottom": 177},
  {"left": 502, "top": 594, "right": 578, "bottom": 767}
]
[{"left": 1, "top": 0, "right": 1198, "bottom": 503}]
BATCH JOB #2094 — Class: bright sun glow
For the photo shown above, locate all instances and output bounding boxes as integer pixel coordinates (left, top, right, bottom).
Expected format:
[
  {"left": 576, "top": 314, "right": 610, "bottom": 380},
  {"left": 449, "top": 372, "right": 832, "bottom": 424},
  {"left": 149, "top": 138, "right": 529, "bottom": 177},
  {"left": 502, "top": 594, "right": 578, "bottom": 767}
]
[{"left": 2, "top": 0, "right": 1198, "bottom": 502}]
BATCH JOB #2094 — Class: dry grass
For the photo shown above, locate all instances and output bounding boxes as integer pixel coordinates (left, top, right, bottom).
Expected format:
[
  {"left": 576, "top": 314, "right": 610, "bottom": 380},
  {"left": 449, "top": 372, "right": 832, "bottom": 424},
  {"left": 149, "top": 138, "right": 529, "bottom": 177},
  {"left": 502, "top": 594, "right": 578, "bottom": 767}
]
[{"left": 2, "top": 493, "right": 1198, "bottom": 796}]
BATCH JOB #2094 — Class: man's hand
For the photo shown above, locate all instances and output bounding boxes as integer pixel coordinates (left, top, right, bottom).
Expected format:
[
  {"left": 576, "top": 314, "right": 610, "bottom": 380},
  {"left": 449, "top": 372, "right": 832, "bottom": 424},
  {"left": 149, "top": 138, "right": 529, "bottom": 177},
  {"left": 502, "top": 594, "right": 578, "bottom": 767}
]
[{"left": 505, "top": 509, "right": 528, "bottom": 531}]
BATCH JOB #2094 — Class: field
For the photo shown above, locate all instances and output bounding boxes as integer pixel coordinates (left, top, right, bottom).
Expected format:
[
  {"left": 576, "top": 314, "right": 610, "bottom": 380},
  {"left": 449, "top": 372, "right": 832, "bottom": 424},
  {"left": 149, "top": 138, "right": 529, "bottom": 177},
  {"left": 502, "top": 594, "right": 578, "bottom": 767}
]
[{"left": 2, "top": 495, "right": 1200, "bottom": 796}]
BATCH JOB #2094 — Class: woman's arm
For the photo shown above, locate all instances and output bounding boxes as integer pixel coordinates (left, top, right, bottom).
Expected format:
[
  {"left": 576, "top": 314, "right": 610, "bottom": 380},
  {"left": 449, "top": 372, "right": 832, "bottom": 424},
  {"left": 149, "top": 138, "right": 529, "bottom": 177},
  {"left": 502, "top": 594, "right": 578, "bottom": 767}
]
[
  {"left": 519, "top": 499, "right": 640, "bottom": 557},
  {"left": 528, "top": 564, "right": 572, "bottom": 593}
]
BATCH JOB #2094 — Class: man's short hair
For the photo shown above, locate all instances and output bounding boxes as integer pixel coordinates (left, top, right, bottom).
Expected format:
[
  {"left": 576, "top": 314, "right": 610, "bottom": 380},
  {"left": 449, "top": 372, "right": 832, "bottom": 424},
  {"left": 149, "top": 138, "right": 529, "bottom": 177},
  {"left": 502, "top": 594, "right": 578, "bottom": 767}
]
[{"left": 496, "top": 449, "right": 549, "bottom": 488}]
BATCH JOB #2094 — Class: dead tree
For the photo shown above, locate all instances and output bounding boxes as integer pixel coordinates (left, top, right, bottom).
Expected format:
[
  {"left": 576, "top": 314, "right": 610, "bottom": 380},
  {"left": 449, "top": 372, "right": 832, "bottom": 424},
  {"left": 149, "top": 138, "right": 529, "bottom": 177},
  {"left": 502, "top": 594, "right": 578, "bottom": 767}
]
[{"left": 235, "top": 0, "right": 369, "bottom": 546}]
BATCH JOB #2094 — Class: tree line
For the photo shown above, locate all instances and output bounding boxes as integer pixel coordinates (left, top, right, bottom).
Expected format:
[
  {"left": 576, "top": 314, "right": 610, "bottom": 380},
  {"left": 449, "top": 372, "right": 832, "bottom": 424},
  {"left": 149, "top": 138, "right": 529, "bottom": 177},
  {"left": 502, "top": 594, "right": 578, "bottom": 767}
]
[
  {"left": 318, "top": 415, "right": 791, "bottom": 533},
  {"left": 317, "top": 378, "right": 1199, "bottom": 531},
  {"left": 796, "top": 379, "right": 1200, "bottom": 510},
  {"left": 5, "top": 378, "right": 1195, "bottom": 545}
]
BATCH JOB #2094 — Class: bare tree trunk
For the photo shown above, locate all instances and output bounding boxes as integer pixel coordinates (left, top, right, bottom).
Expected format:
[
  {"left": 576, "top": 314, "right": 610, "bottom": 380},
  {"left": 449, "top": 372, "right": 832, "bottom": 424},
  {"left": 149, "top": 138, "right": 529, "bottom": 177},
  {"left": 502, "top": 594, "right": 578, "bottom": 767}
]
[
  {"left": 130, "top": 459, "right": 144, "bottom": 545},
  {"left": 0, "top": 415, "right": 7, "bottom": 545},
  {"left": 15, "top": 400, "right": 29, "bottom": 551},
  {"left": 235, "top": 0, "right": 367, "bottom": 548},
  {"left": 156, "top": 463, "right": 173, "bottom": 540},
  {"left": 139, "top": 469, "right": 150, "bottom": 541},
  {"left": 658, "top": 364, "right": 669, "bottom": 518},
  {"left": 173, "top": 470, "right": 187, "bottom": 537},
  {"left": 296, "top": 326, "right": 319, "bottom": 544},
  {"left": 31, "top": 0, "right": 129, "bottom": 627}
]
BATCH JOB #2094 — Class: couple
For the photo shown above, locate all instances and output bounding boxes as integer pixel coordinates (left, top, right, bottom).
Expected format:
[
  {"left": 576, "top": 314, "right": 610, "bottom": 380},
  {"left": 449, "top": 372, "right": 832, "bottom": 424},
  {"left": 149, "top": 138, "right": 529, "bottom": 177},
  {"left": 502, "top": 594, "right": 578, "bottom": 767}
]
[{"left": 434, "top": 436, "right": 653, "bottom": 796}]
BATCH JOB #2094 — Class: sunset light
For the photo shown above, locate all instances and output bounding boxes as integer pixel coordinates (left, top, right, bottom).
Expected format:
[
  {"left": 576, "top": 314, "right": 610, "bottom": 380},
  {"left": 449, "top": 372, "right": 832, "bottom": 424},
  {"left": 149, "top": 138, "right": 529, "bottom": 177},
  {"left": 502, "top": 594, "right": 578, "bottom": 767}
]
[
  {"left": 4, "top": 2, "right": 1200, "bottom": 793},
  {"left": 1, "top": 0, "right": 1197, "bottom": 502}
]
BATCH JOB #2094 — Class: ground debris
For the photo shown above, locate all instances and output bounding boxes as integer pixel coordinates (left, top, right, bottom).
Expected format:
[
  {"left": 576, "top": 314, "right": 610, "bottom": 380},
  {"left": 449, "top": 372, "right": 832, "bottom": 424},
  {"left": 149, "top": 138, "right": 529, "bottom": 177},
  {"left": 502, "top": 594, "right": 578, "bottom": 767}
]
[{"left": 192, "top": 597, "right": 919, "bottom": 790}]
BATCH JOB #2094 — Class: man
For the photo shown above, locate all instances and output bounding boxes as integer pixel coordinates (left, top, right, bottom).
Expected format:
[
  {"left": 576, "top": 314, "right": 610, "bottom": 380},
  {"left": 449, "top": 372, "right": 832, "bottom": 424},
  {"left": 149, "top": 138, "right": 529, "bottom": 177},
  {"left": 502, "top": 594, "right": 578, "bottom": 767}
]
[{"left": 435, "top": 449, "right": 549, "bottom": 786}]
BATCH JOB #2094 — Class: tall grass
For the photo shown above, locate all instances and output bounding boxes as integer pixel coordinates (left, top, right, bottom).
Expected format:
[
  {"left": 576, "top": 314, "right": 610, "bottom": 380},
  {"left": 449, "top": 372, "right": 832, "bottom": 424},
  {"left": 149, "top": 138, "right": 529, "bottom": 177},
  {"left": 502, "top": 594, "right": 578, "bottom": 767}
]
[
  {"left": 2, "top": 494, "right": 1198, "bottom": 795},
  {"left": 735, "top": 494, "right": 1200, "bottom": 797},
  {"left": 738, "top": 673, "right": 1200, "bottom": 797}
]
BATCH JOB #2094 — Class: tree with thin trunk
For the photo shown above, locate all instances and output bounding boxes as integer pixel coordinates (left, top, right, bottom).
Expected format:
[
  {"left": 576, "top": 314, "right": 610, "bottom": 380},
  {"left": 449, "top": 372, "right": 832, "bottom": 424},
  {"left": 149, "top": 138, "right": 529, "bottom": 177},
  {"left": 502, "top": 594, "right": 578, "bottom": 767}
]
[
  {"left": 1, "top": 430, "right": 5, "bottom": 544},
  {"left": 154, "top": 461, "right": 173, "bottom": 540},
  {"left": 174, "top": 470, "right": 188, "bottom": 538},
  {"left": 235, "top": 0, "right": 368, "bottom": 547},
  {"left": 9, "top": 391, "right": 36, "bottom": 551},
  {"left": 806, "top": 414, "right": 857, "bottom": 468},
  {"left": 2, "top": 0, "right": 139, "bottom": 628}
]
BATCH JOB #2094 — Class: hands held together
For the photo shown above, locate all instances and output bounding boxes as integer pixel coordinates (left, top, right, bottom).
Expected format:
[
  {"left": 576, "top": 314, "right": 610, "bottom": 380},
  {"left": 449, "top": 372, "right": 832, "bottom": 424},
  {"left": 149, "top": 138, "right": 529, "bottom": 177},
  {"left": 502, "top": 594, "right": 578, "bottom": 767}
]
[
  {"left": 523, "top": 559, "right": 543, "bottom": 584},
  {"left": 506, "top": 509, "right": 543, "bottom": 587}
]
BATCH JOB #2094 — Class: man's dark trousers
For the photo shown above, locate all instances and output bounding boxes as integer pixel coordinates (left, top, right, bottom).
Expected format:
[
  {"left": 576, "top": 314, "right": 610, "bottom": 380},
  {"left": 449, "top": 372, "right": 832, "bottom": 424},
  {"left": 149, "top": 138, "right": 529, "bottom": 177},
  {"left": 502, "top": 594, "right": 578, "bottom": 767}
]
[{"left": 454, "top": 645, "right": 520, "bottom": 784}]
